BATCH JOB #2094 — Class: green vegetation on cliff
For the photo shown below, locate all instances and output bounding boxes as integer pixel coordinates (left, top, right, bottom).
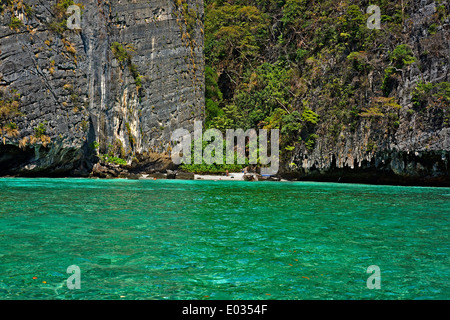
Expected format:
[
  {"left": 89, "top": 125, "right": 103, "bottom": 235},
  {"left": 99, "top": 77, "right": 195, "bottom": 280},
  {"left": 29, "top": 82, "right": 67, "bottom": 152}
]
[{"left": 202, "top": 0, "right": 449, "bottom": 172}]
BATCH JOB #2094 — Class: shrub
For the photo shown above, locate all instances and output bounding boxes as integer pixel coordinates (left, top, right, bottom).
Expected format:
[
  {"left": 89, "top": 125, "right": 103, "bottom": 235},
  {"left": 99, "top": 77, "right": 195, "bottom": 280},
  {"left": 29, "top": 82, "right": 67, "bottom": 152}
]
[
  {"left": 347, "top": 51, "right": 369, "bottom": 72},
  {"left": 381, "top": 67, "right": 400, "bottom": 96},
  {"left": 301, "top": 106, "right": 320, "bottom": 125},
  {"left": 9, "top": 16, "right": 23, "bottom": 30},
  {"left": 111, "top": 42, "right": 142, "bottom": 87},
  {"left": 305, "top": 134, "right": 319, "bottom": 150},
  {"left": 90, "top": 141, "right": 100, "bottom": 150},
  {"left": 50, "top": 0, "right": 80, "bottom": 34},
  {"left": 281, "top": 0, "right": 307, "bottom": 25},
  {"left": 54, "top": 0, "right": 75, "bottom": 19},
  {"left": 428, "top": 23, "right": 438, "bottom": 35},
  {"left": 100, "top": 155, "right": 127, "bottom": 166},
  {"left": 390, "top": 44, "right": 415, "bottom": 69},
  {"left": 412, "top": 81, "right": 450, "bottom": 109},
  {"left": 111, "top": 42, "right": 131, "bottom": 64}
]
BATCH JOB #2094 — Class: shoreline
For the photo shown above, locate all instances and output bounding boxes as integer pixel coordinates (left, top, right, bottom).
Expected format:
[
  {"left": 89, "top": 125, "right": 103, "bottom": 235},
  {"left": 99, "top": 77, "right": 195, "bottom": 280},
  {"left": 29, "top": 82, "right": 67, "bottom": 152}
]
[
  {"left": 192, "top": 173, "right": 289, "bottom": 182},
  {"left": 2, "top": 173, "right": 449, "bottom": 188}
]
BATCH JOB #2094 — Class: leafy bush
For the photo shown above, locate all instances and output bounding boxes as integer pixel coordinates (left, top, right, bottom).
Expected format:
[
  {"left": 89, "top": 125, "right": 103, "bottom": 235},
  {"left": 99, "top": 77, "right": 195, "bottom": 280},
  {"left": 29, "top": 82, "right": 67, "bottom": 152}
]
[
  {"left": 111, "top": 42, "right": 141, "bottom": 87},
  {"left": 301, "top": 106, "right": 320, "bottom": 125},
  {"left": 281, "top": 0, "right": 307, "bottom": 25},
  {"left": 235, "top": 62, "right": 294, "bottom": 129},
  {"left": 111, "top": 42, "right": 131, "bottom": 64},
  {"left": 205, "top": 3, "right": 269, "bottom": 66},
  {"left": 49, "top": 0, "right": 78, "bottom": 34},
  {"left": 99, "top": 155, "right": 127, "bottom": 166},
  {"left": 305, "top": 134, "right": 319, "bottom": 151},
  {"left": 347, "top": 51, "right": 369, "bottom": 72},
  {"left": 90, "top": 141, "right": 100, "bottom": 150},
  {"left": 381, "top": 67, "right": 400, "bottom": 97},
  {"left": 390, "top": 44, "right": 415, "bottom": 69},
  {"left": 205, "top": 66, "right": 224, "bottom": 126},
  {"left": 412, "top": 81, "right": 450, "bottom": 109},
  {"left": 9, "top": 16, "right": 23, "bottom": 30}
]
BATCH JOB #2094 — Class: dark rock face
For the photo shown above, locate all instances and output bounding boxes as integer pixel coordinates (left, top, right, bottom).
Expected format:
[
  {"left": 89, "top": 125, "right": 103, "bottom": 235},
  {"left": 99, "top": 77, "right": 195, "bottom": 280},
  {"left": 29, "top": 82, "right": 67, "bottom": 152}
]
[{"left": 0, "top": 0, "right": 204, "bottom": 176}]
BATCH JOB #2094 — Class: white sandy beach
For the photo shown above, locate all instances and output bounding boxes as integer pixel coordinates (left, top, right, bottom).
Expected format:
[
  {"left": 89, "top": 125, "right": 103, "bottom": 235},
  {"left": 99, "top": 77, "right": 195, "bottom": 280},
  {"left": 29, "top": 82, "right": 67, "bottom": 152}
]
[{"left": 194, "top": 172, "right": 245, "bottom": 181}]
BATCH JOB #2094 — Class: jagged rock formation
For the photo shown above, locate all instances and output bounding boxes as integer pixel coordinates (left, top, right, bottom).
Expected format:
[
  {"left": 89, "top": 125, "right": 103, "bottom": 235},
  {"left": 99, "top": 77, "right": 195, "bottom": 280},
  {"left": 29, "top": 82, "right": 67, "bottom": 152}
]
[
  {"left": 0, "top": 0, "right": 204, "bottom": 176},
  {"left": 1, "top": 1, "right": 449, "bottom": 187}
]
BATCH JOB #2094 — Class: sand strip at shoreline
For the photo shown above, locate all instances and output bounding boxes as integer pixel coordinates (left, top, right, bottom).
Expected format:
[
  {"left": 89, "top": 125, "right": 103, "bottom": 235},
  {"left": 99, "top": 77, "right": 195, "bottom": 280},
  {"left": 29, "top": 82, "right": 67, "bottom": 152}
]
[{"left": 194, "top": 173, "right": 245, "bottom": 181}]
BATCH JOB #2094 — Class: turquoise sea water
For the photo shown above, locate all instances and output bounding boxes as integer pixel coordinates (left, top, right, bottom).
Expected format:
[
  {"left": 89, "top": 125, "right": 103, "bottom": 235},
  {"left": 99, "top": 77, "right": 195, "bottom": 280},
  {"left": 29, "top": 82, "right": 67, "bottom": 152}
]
[{"left": 0, "top": 178, "right": 448, "bottom": 300}]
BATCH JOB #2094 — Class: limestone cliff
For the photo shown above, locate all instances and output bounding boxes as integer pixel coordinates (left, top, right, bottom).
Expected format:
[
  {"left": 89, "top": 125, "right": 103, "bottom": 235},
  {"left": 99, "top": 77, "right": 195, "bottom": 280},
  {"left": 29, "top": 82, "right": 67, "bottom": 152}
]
[
  {"left": 0, "top": 0, "right": 204, "bottom": 176},
  {"left": 204, "top": 0, "right": 449, "bottom": 187},
  {"left": 1, "top": 1, "right": 449, "bottom": 187},
  {"left": 281, "top": 0, "right": 449, "bottom": 186}
]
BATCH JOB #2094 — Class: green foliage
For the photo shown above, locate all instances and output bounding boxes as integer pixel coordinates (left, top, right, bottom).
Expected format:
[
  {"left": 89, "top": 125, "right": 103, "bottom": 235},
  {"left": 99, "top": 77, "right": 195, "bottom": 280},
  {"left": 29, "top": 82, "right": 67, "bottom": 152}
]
[
  {"left": 99, "top": 139, "right": 127, "bottom": 165},
  {"left": 111, "top": 42, "right": 141, "bottom": 88},
  {"left": 0, "top": 89, "right": 21, "bottom": 144},
  {"left": 134, "top": 75, "right": 142, "bottom": 88},
  {"left": 341, "top": 4, "right": 368, "bottom": 48},
  {"left": 181, "top": 2, "right": 198, "bottom": 34},
  {"left": 179, "top": 138, "right": 245, "bottom": 174},
  {"left": 305, "top": 134, "right": 319, "bottom": 151},
  {"left": 366, "top": 141, "right": 377, "bottom": 153},
  {"left": 263, "top": 104, "right": 319, "bottom": 150},
  {"left": 48, "top": 20, "right": 68, "bottom": 34},
  {"left": 111, "top": 42, "right": 131, "bottom": 64},
  {"left": 285, "top": 146, "right": 295, "bottom": 151},
  {"left": 23, "top": 3, "right": 34, "bottom": 16},
  {"left": 347, "top": 51, "right": 370, "bottom": 72},
  {"left": 295, "top": 49, "right": 309, "bottom": 62},
  {"left": 90, "top": 141, "right": 100, "bottom": 150},
  {"left": 5, "top": 122, "right": 17, "bottom": 130},
  {"left": 209, "top": 104, "right": 243, "bottom": 132},
  {"left": 301, "top": 106, "right": 320, "bottom": 125},
  {"left": 205, "top": 66, "right": 224, "bottom": 126},
  {"left": 105, "top": 139, "right": 126, "bottom": 159},
  {"left": 34, "top": 123, "right": 47, "bottom": 138},
  {"left": 281, "top": 0, "right": 307, "bottom": 25},
  {"left": 54, "top": 0, "right": 75, "bottom": 15},
  {"left": 99, "top": 155, "right": 127, "bottom": 166},
  {"left": 280, "top": 111, "right": 302, "bottom": 141},
  {"left": 180, "top": 163, "right": 244, "bottom": 174},
  {"left": 428, "top": 23, "right": 438, "bottom": 35},
  {"left": 437, "top": 5, "right": 448, "bottom": 21},
  {"left": 9, "top": 16, "right": 23, "bottom": 29},
  {"left": 49, "top": 0, "right": 76, "bottom": 34},
  {"left": 412, "top": 81, "right": 450, "bottom": 109},
  {"left": 0, "top": 89, "right": 21, "bottom": 121},
  {"left": 238, "top": 62, "right": 294, "bottom": 129},
  {"left": 174, "top": 0, "right": 200, "bottom": 37},
  {"left": 81, "top": 120, "right": 89, "bottom": 132},
  {"left": 381, "top": 67, "right": 398, "bottom": 96},
  {"left": 125, "top": 122, "right": 136, "bottom": 148},
  {"left": 205, "top": 3, "right": 269, "bottom": 66},
  {"left": 205, "top": 66, "right": 223, "bottom": 102},
  {"left": 390, "top": 44, "right": 416, "bottom": 69}
]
